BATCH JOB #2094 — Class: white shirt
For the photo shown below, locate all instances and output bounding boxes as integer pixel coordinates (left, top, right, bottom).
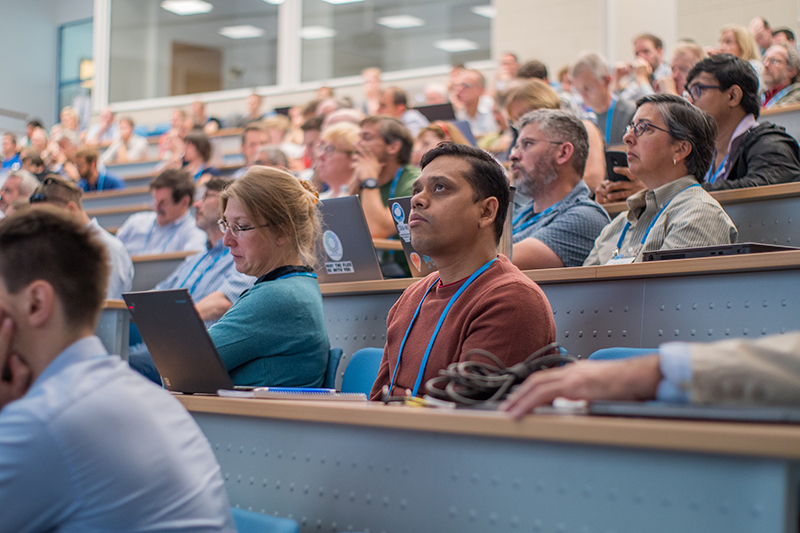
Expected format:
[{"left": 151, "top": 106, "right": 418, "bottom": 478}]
[
  {"left": 88, "top": 217, "right": 134, "bottom": 299},
  {"left": 100, "top": 134, "right": 150, "bottom": 164},
  {"left": 0, "top": 336, "right": 235, "bottom": 532},
  {"left": 116, "top": 210, "right": 207, "bottom": 256}
]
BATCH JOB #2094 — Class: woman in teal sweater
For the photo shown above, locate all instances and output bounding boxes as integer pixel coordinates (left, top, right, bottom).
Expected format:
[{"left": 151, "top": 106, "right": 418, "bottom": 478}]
[{"left": 209, "top": 167, "right": 329, "bottom": 387}]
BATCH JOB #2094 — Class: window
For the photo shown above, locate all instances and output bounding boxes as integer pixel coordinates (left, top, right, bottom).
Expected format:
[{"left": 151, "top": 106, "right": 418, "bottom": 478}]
[{"left": 58, "top": 19, "right": 94, "bottom": 128}]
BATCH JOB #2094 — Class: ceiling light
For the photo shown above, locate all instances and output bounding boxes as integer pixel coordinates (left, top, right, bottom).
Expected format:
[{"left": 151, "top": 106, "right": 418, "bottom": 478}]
[
  {"left": 160, "top": 0, "right": 213, "bottom": 16},
  {"left": 300, "top": 26, "right": 337, "bottom": 40},
  {"left": 471, "top": 6, "right": 496, "bottom": 18},
  {"left": 319, "top": 0, "right": 364, "bottom": 4},
  {"left": 219, "top": 25, "right": 265, "bottom": 39},
  {"left": 376, "top": 15, "right": 425, "bottom": 29},
  {"left": 262, "top": 0, "right": 284, "bottom": 4},
  {"left": 433, "top": 39, "right": 479, "bottom": 53}
]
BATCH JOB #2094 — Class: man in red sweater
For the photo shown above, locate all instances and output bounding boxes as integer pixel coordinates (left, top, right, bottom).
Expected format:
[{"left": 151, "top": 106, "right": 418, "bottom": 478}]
[{"left": 370, "top": 142, "right": 556, "bottom": 400}]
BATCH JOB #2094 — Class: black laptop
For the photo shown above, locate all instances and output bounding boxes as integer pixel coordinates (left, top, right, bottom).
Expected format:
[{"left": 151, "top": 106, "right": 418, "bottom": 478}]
[
  {"left": 388, "top": 196, "right": 438, "bottom": 277},
  {"left": 123, "top": 289, "right": 233, "bottom": 394},
  {"left": 642, "top": 243, "right": 800, "bottom": 262}
]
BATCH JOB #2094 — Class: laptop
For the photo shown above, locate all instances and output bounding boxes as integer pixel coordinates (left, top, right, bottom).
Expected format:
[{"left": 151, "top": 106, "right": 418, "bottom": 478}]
[
  {"left": 642, "top": 243, "right": 800, "bottom": 262},
  {"left": 588, "top": 400, "right": 800, "bottom": 423},
  {"left": 388, "top": 196, "right": 438, "bottom": 277},
  {"left": 123, "top": 289, "right": 233, "bottom": 394},
  {"left": 415, "top": 102, "right": 457, "bottom": 122},
  {"left": 316, "top": 196, "right": 384, "bottom": 283}
]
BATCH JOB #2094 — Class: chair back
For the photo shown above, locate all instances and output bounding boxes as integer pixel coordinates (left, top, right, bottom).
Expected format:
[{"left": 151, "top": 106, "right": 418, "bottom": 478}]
[
  {"left": 324, "top": 348, "right": 343, "bottom": 389},
  {"left": 588, "top": 347, "right": 656, "bottom": 360},
  {"left": 341, "top": 347, "right": 383, "bottom": 395}
]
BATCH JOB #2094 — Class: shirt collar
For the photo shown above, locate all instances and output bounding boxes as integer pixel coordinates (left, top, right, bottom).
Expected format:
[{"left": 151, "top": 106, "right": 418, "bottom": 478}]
[
  {"left": 158, "top": 210, "right": 192, "bottom": 229},
  {"left": 30, "top": 336, "right": 109, "bottom": 392},
  {"left": 625, "top": 175, "right": 698, "bottom": 222},
  {"left": 255, "top": 265, "right": 314, "bottom": 284},
  {"left": 727, "top": 114, "right": 758, "bottom": 154}
]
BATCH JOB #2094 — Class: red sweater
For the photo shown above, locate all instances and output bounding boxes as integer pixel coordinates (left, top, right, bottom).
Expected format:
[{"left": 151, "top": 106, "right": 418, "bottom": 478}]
[{"left": 370, "top": 255, "right": 556, "bottom": 399}]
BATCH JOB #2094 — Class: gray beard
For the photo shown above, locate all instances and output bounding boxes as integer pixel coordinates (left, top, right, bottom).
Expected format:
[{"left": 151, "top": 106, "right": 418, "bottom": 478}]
[{"left": 515, "top": 165, "right": 559, "bottom": 200}]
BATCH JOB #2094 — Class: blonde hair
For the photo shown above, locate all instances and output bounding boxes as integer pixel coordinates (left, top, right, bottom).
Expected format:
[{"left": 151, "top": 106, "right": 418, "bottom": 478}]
[
  {"left": 672, "top": 41, "right": 706, "bottom": 63},
  {"left": 720, "top": 24, "right": 762, "bottom": 61},
  {"left": 263, "top": 115, "right": 291, "bottom": 134},
  {"left": 417, "top": 122, "right": 470, "bottom": 146},
  {"left": 221, "top": 167, "right": 322, "bottom": 267},
  {"left": 321, "top": 122, "right": 359, "bottom": 152},
  {"left": 505, "top": 79, "right": 561, "bottom": 121}
]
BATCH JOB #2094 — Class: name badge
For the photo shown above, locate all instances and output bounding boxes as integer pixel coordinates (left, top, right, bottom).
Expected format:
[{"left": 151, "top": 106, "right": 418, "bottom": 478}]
[{"left": 605, "top": 255, "right": 636, "bottom": 265}]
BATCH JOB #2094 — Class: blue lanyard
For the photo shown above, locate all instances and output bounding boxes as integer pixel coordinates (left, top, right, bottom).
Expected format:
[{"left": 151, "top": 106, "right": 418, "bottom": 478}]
[
  {"left": 763, "top": 85, "right": 791, "bottom": 109},
  {"left": 614, "top": 184, "right": 701, "bottom": 257},
  {"left": 389, "top": 257, "right": 497, "bottom": 397},
  {"left": 178, "top": 248, "right": 229, "bottom": 295},
  {"left": 388, "top": 167, "right": 404, "bottom": 200},
  {"left": 143, "top": 219, "right": 181, "bottom": 254},
  {"left": 194, "top": 164, "right": 206, "bottom": 181},
  {"left": 704, "top": 150, "right": 729, "bottom": 184},
  {"left": 97, "top": 173, "right": 106, "bottom": 191},
  {"left": 276, "top": 272, "right": 318, "bottom": 280},
  {"left": 604, "top": 95, "right": 618, "bottom": 144},
  {"left": 512, "top": 202, "right": 559, "bottom": 236}
]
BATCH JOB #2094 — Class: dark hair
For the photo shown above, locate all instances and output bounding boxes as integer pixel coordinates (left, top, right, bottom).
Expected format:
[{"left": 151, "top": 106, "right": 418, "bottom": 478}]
[
  {"left": 636, "top": 93, "right": 718, "bottom": 180},
  {"left": 26, "top": 118, "right": 44, "bottom": 130},
  {"left": 774, "top": 28, "right": 796, "bottom": 42},
  {"left": 204, "top": 176, "right": 231, "bottom": 194},
  {"left": 21, "top": 151, "right": 44, "bottom": 167},
  {"left": 383, "top": 87, "right": 408, "bottom": 107},
  {"left": 150, "top": 169, "right": 195, "bottom": 204},
  {"left": 184, "top": 130, "right": 212, "bottom": 162},
  {"left": 685, "top": 54, "right": 761, "bottom": 118},
  {"left": 634, "top": 33, "right": 663, "bottom": 50},
  {"left": 420, "top": 142, "right": 509, "bottom": 243},
  {"left": 517, "top": 60, "right": 549, "bottom": 80},
  {"left": 360, "top": 116, "right": 414, "bottom": 165},
  {"left": 300, "top": 116, "right": 324, "bottom": 132},
  {"left": 75, "top": 147, "right": 99, "bottom": 166},
  {"left": 0, "top": 207, "right": 108, "bottom": 328},
  {"left": 31, "top": 175, "right": 83, "bottom": 209}
]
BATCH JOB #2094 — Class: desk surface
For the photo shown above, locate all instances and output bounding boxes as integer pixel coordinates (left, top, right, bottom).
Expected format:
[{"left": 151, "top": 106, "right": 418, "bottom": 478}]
[{"left": 178, "top": 395, "right": 800, "bottom": 460}]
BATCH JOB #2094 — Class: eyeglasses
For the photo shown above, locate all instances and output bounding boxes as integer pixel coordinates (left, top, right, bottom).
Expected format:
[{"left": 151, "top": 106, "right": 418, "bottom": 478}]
[
  {"left": 683, "top": 83, "right": 724, "bottom": 101},
  {"left": 512, "top": 137, "right": 564, "bottom": 153},
  {"left": 217, "top": 219, "right": 270, "bottom": 237},
  {"left": 764, "top": 57, "right": 788, "bottom": 67},
  {"left": 625, "top": 121, "right": 670, "bottom": 138},
  {"left": 318, "top": 143, "right": 354, "bottom": 156}
]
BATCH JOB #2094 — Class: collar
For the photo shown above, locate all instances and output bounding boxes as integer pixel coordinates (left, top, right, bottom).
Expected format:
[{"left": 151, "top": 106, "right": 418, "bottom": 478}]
[
  {"left": 30, "top": 336, "right": 108, "bottom": 392},
  {"left": 157, "top": 210, "right": 192, "bottom": 229},
  {"left": 625, "top": 175, "right": 698, "bottom": 222},
  {"left": 522, "top": 180, "right": 590, "bottom": 217},
  {"left": 256, "top": 265, "right": 314, "bottom": 284},
  {"left": 726, "top": 114, "right": 758, "bottom": 155}
]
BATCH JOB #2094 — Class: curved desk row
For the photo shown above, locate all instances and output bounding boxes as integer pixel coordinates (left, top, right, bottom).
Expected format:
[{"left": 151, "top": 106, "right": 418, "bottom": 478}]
[{"left": 179, "top": 395, "right": 800, "bottom": 532}]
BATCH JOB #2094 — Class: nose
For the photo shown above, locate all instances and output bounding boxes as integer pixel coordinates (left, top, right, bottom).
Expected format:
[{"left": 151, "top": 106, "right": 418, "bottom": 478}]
[
  {"left": 622, "top": 127, "right": 635, "bottom": 146},
  {"left": 509, "top": 145, "right": 520, "bottom": 162},
  {"left": 222, "top": 229, "right": 235, "bottom": 247}
]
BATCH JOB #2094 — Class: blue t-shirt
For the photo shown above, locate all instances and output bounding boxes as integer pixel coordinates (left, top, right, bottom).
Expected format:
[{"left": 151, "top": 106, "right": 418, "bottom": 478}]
[
  {"left": 78, "top": 172, "right": 126, "bottom": 192},
  {"left": 1, "top": 152, "right": 21, "bottom": 172}
]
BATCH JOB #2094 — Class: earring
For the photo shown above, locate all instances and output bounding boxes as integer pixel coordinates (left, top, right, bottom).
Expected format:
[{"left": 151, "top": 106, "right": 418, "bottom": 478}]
[{"left": 673, "top": 158, "right": 677, "bottom": 166}]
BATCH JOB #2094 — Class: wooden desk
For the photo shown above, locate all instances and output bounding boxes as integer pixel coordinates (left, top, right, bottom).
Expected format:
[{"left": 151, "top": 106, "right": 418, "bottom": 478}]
[
  {"left": 97, "top": 299, "right": 130, "bottom": 359},
  {"left": 372, "top": 238, "right": 403, "bottom": 251},
  {"left": 179, "top": 395, "right": 800, "bottom": 532},
  {"left": 763, "top": 102, "right": 800, "bottom": 141},
  {"left": 131, "top": 251, "right": 195, "bottom": 291}
]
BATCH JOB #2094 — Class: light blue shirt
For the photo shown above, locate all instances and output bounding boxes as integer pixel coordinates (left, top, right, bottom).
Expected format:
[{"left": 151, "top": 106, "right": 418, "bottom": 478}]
[
  {"left": 156, "top": 239, "right": 255, "bottom": 326},
  {"left": 116, "top": 210, "right": 207, "bottom": 256},
  {"left": 89, "top": 217, "right": 134, "bottom": 299},
  {"left": 656, "top": 342, "right": 694, "bottom": 403},
  {"left": 0, "top": 336, "right": 235, "bottom": 532}
]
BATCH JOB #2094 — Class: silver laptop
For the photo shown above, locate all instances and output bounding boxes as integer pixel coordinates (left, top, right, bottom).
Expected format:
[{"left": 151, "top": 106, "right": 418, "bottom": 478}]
[
  {"left": 316, "top": 196, "right": 384, "bottom": 283},
  {"left": 123, "top": 289, "right": 233, "bottom": 394},
  {"left": 388, "top": 196, "right": 438, "bottom": 277}
]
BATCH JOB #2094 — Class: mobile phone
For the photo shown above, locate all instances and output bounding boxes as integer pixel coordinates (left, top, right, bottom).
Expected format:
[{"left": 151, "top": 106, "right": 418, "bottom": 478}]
[{"left": 605, "top": 151, "right": 629, "bottom": 182}]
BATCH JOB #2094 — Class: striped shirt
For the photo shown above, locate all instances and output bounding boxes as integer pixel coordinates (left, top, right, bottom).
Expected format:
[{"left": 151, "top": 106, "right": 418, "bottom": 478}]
[
  {"left": 116, "top": 211, "right": 207, "bottom": 256},
  {"left": 583, "top": 176, "right": 738, "bottom": 266}
]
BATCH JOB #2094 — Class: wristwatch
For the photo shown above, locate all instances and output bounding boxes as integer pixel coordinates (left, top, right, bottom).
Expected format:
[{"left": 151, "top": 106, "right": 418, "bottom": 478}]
[{"left": 360, "top": 178, "right": 379, "bottom": 190}]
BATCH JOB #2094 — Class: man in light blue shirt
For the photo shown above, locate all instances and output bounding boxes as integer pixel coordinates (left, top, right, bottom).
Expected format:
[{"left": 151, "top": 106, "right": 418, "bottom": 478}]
[
  {"left": 116, "top": 168, "right": 207, "bottom": 255},
  {"left": 0, "top": 208, "right": 234, "bottom": 532}
]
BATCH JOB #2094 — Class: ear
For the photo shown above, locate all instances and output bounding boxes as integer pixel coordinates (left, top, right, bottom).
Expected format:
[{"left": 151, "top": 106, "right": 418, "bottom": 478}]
[
  {"left": 477, "top": 196, "right": 500, "bottom": 231},
  {"left": 554, "top": 142, "right": 575, "bottom": 167},
  {"left": 21, "top": 280, "right": 56, "bottom": 329},
  {"left": 673, "top": 140, "right": 693, "bottom": 166},
  {"left": 65, "top": 201, "right": 80, "bottom": 213},
  {"left": 178, "top": 195, "right": 192, "bottom": 209},
  {"left": 727, "top": 84, "right": 744, "bottom": 108},
  {"left": 386, "top": 139, "right": 402, "bottom": 157}
]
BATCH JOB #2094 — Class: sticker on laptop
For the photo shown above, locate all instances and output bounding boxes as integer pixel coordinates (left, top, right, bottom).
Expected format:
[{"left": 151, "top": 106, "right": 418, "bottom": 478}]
[
  {"left": 391, "top": 202, "right": 411, "bottom": 243},
  {"left": 323, "top": 230, "right": 344, "bottom": 261},
  {"left": 325, "top": 261, "right": 355, "bottom": 274}
]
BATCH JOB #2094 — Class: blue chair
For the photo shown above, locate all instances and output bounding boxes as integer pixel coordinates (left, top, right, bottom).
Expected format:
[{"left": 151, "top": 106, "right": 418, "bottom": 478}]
[
  {"left": 341, "top": 347, "right": 383, "bottom": 395},
  {"left": 324, "top": 348, "right": 343, "bottom": 389},
  {"left": 231, "top": 508, "right": 299, "bottom": 533},
  {"left": 588, "top": 347, "right": 657, "bottom": 360}
]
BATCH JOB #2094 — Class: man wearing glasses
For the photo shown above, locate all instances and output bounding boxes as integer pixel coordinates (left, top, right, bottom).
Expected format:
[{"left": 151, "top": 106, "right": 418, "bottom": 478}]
[
  {"left": 509, "top": 109, "right": 610, "bottom": 269},
  {"left": 761, "top": 43, "right": 800, "bottom": 109},
  {"left": 683, "top": 54, "right": 800, "bottom": 190},
  {"left": 231, "top": 123, "right": 268, "bottom": 179}
]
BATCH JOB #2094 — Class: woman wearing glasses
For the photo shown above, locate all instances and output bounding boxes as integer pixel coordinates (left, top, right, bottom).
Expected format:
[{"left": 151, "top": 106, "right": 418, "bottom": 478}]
[
  {"left": 316, "top": 122, "right": 359, "bottom": 199},
  {"left": 583, "top": 94, "right": 737, "bottom": 266},
  {"left": 209, "top": 167, "right": 330, "bottom": 387}
]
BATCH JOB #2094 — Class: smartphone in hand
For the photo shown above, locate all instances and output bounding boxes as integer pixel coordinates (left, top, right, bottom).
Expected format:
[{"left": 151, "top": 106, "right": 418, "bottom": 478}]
[{"left": 605, "top": 150, "right": 629, "bottom": 182}]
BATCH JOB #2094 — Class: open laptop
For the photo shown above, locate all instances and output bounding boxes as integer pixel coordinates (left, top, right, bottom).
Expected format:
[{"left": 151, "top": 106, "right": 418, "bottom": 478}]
[
  {"left": 316, "top": 196, "right": 384, "bottom": 283},
  {"left": 123, "top": 289, "right": 233, "bottom": 394},
  {"left": 388, "top": 196, "right": 438, "bottom": 277},
  {"left": 642, "top": 243, "right": 800, "bottom": 262},
  {"left": 415, "top": 102, "right": 457, "bottom": 122}
]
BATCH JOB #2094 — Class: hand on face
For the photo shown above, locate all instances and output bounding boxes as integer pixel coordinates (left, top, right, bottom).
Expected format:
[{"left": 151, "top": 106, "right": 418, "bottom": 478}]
[
  {"left": 0, "top": 316, "right": 31, "bottom": 411},
  {"left": 352, "top": 146, "right": 383, "bottom": 184}
]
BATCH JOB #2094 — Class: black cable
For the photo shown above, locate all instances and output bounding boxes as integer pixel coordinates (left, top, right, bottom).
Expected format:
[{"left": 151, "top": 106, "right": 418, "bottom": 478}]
[{"left": 424, "top": 342, "right": 577, "bottom": 406}]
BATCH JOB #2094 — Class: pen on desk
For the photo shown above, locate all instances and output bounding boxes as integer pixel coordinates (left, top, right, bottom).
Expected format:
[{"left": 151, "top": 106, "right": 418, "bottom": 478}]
[{"left": 257, "top": 387, "right": 337, "bottom": 393}]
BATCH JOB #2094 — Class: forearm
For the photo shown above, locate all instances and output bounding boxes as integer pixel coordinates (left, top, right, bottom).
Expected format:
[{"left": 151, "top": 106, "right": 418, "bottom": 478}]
[
  {"left": 195, "top": 291, "right": 233, "bottom": 321},
  {"left": 360, "top": 190, "right": 397, "bottom": 238}
]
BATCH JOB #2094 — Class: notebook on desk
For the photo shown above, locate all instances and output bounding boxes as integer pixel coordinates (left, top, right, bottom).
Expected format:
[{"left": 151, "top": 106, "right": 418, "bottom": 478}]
[
  {"left": 316, "top": 196, "right": 384, "bottom": 283},
  {"left": 388, "top": 196, "right": 438, "bottom": 277},
  {"left": 124, "top": 289, "right": 234, "bottom": 394}
]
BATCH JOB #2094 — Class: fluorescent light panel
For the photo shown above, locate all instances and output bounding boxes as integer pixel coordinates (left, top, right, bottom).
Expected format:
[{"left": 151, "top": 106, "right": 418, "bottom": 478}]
[
  {"left": 219, "top": 25, "right": 265, "bottom": 39},
  {"left": 471, "top": 6, "right": 496, "bottom": 18},
  {"left": 262, "top": 0, "right": 284, "bottom": 4},
  {"left": 300, "top": 26, "right": 337, "bottom": 40},
  {"left": 376, "top": 15, "right": 425, "bottom": 29},
  {"left": 160, "top": 0, "right": 213, "bottom": 16},
  {"left": 319, "top": 0, "right": 364, "bottom": 4},
  {"left": 433, "top": 39, "right": 479, "bottom": 53}
]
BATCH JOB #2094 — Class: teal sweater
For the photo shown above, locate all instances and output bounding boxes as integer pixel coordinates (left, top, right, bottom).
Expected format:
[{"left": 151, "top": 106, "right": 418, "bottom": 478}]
[{"left": 208, "top": 275, "right": 329, "bottom": 387}]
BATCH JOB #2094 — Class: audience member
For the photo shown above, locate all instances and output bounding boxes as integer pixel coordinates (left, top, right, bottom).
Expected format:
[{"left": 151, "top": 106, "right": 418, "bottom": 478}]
[
  {"left": 115, "top": 169, "right": 207, "bottom": 255},
  {"left": 182, "top": 130, "right": 218, "bottom": 183},
  {"left": 749, "top": 16, "right": 773, "bottom": 55},
  {"left": 245, "top": 93, "right": 267, "bottom": 123},
  {"left": 298, "top": 115, "right": 323, "bottom": 184},
  {"left": 322, "top": 108, "right": 365, "bottom": 130},
  {"left": 232, "top": 123, "right": 268, "bottom": 178},
  {"left": 83, "top": 107, "right": 119, "bottom": 146},
  {"left": 510, "top": 110, "right": 610, "bottom": 269},
  {"left": 20, "top": 150, "right": 47, "bottom": 181},
  {"left": 0, "top": 208, "right": 234, "bottom": 531},
  {"left": 254, "top": 146, "right": 290, "bottom": 170},
  {"left": 74, "top": 148, "right": 126, "bottom": 192},
  {"left": 191, "top": 100, "right": 220, "bottom": 135},
  {"left": 0, "top": 170, "right": 39, "bottom": 213},
  {"left": 685, "top": 54, "right": 800, "bottom": 190},
  {"left": 411, "top": 122, "right": 470, "bottom": 166},
  {"left": 491, "top": 52, "right": 521, "bottom": 95},
  {"left": 369, "top": 142, "right": 556, "bottom": 399},
  {"left": 29, "top": 176, "right": 133, "bottom": 299},
  {"left": 100, "top": 116, "right": 149, "bottom": 164},
  {"left": 29, "top": 127, "right": 49, "bottom": 156},
  {"left": 772, "top": 28, "right": 796, "bottom": 46},
  {"left": 616, "top": 34, "right": 670, "bottom": 101},
  {"left": 18, "top": 118, "right": 44, "bottom": 148},
  {"left": 57, "top": 106, "right": 80, "bottom": 135},
  {"left": 1, "top": 133, "right": 21, "bottom": 172},
  {"left": 761, "top": 43, "right": 800, "bottom": 108},
  {"left": 717, "top": 24, "right": 763, "bottom": 78},
  {"left": 454, "top": 69, "right": 499, "bottom": 137},
  {"left": 658, "top": 41, "right": 706, "bottom": 96},
  {"left": 360, "top": 67, "right": 383, "bottom": 116},
  {"left": 584, "top": 94, "right": 737, "bottom": 266},
  {"left": 211, "top": 168, "right": 329, "bottom": 386},
  {"left": 317, "top": 122, "right": 359, "bottom": 199},
  {"left": 51, "top": 130, "right": 81, "bottom": 181},
  {"left": 158, "top": 108, "right": 187, "bottom": 159},
  {"left": 571, "top": 52, "right": 636, "bottom": 145},
  {"left": 423, "top": 83, "right": 449, "bottom": 105},
  {"left": 378, "top": 86, "right": 430, "bottom": 136},
  {"left": 262, "top": 115, "right": 304, "bottom": 161},
  {"left": 517, "top": 60, "right": 548, "bottom": 81}
]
